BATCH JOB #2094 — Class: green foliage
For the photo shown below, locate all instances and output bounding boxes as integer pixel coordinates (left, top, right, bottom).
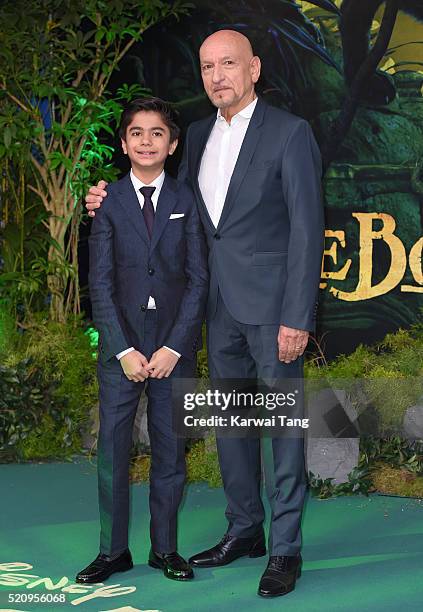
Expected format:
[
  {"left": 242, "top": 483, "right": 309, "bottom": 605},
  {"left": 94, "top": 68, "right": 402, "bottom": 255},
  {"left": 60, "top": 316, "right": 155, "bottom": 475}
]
[
  {"left": 130, "top": 454, "right": 151, "bottom": 483},
  {"left": 305, "top": 324, "right": 423, "bottom": 497},
  {"left": 375, "top": 327, "right": 423, "bottom": 377},
  {"left": 18, "top": 314, "right": 99, "bottom": 418},
  {"left": 186, "top": 440, "right": 222, "bottom": 487},
  {"left": 0, "top": 0, "right": 190, "bottom": 321},
  {"left": 0, "top": 213, "right": 51, "bottom": 315},
  {"left": 196, "top": 324, "right": 209, "bottom": 379},
  {"left": 0, "top": 357, "right": 69, "bottom": 460},
  {"left": 307, "top": 322, "right": 423, "bottom": 376},
  {"left": 1, "top": 314, "right": 98, "bottom": 460},
  {"left": 131, "top": 440, "right": 222, "bottom": 487},
  {"left": 363, "top": 370, "right": 420, "bottom": 432},
  {"left": 308, "top": 466, "right": 373, "bottom": 499},
  {"left": 306, "top": 343, "right": 377, "bottom": 379},
  {"left": 0, "top": 157, "right": 50, "bottom": 316},
  {"left": 18, "top": 414, "right": 81, "bottom": 461},
  {"left": 309, "top": 435, "right": 423, "bottom": 499},
  {"left": 360, "top": 435, "right": 423, "bottom": 474},
  {"left": 371, "top": 464, "right": 423, "bottom": 498},
  {"left": 0, "top": 301, "right": 19, "bottom": 357},
  {"left": 306, "top": 322, "right": 423, "bottom": 432}
]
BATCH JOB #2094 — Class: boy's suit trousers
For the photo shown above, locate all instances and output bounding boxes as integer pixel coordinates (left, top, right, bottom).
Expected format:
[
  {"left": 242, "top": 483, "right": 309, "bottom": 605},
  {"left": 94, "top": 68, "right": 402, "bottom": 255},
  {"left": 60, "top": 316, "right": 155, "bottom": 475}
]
[{"left": 97, "top": 310, "right": 195, "bottom": 556}]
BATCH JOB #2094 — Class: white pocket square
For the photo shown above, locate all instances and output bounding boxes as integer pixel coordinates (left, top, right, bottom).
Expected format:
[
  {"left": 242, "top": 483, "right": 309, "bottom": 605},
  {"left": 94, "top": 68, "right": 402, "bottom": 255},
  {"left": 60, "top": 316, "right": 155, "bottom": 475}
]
[{"left": 169, "top": 213, "right": 185, "bottom": 219}]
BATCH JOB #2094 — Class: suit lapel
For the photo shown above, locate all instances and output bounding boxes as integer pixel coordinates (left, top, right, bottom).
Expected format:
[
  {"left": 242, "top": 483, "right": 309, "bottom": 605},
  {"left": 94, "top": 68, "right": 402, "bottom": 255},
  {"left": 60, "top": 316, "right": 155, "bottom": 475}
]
[
  {"left": 150, "top": 174, "right": 178, "bottom": 253},
  {"left": 116, "top": 173, "right": 150, "bottom": 246},
  {"left": 217, "top": 98, "right": 266, "bottom": 231},
  {"left": 191, "top": 114, "right": 216, "bottom": 232}
]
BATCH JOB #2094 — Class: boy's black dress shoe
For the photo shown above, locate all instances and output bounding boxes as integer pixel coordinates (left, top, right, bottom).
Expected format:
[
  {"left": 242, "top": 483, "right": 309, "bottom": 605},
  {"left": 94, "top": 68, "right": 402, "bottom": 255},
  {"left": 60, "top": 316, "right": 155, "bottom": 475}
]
[
  {"left": 188, "top": 529, "right": 266, "bottom": 567},
  {"left": 148, "top": 550, "right": 194, "bottom": 581},
  {"left": 75, "top": 549, "right": 133, "bottom": 583},
  {"left": 258, "top": 554, "right": 302, "bottom": 597}
]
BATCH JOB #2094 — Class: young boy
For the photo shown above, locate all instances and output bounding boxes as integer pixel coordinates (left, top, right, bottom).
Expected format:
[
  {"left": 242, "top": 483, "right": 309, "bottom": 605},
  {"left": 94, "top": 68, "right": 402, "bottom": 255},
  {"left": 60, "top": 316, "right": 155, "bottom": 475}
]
[{"left": 76, "top": 98, "right": 208, "bottom": 584}]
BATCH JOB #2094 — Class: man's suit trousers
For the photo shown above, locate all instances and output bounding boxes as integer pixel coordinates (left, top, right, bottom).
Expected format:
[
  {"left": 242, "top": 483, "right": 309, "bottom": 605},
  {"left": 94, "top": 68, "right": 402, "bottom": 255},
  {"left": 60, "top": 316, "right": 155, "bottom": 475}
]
[{"left": 207, "top": 294, "right": 306, "bottom": 556}]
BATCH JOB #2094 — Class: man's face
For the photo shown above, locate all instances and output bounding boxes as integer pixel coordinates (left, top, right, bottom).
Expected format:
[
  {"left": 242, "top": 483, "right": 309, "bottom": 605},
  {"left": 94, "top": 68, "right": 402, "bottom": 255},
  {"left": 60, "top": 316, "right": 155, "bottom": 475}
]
[
  {"left": 121, "top": 111, "right": 177, "bottom": 174},
  {"left": 199, "top": 33, "right": 260, "bottom": 115}
]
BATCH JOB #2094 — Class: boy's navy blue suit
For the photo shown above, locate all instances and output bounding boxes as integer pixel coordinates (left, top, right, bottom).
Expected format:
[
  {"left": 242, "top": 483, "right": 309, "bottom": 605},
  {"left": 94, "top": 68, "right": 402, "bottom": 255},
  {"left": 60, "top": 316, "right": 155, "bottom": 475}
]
[{"left": 89, "top": 172, "right": 208, "bottom": 556}]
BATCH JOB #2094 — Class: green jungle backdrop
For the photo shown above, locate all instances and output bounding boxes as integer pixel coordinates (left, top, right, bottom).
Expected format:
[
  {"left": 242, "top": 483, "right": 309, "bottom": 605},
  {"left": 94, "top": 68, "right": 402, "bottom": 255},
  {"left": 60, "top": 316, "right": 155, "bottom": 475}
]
[{"left": 0, "top": 0, "right": 422, "bottom": 496}]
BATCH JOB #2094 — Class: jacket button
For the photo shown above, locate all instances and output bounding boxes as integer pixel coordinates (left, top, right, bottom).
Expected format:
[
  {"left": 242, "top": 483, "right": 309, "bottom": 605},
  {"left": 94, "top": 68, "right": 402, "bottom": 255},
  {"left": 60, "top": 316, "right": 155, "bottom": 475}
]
[
  {"left": 148, "top": 268, "right": 155, "bottom": 275},
  {"left": 140, "top": 304, "right": 146, "bottom": 312},
  {"left": 214, "top": 233, "right": 221, "bottom": 240}
]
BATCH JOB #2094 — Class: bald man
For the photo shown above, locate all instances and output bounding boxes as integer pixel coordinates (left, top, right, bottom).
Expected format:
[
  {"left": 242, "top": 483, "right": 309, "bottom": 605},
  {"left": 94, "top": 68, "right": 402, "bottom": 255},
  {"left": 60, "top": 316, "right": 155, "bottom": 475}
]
[{"left": 86, "top": 30, "right": 324, "bottom": 598}]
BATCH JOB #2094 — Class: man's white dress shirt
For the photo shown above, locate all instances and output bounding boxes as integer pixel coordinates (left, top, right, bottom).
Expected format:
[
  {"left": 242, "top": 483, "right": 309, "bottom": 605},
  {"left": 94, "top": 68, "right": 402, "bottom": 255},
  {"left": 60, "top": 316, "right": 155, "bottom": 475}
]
[{"left": 198, "top": 97, "right": 258, "bottom": 227}]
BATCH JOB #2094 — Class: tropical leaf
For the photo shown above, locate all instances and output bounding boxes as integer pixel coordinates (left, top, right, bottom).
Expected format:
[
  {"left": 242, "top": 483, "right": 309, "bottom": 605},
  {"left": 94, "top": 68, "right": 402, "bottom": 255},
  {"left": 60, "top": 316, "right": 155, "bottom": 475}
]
[
  {"left": 271, "top": 18, "right": 340, "bottom": 71},
  {"left": 305, "top": 0, "right": 340, "bottom": 15}
]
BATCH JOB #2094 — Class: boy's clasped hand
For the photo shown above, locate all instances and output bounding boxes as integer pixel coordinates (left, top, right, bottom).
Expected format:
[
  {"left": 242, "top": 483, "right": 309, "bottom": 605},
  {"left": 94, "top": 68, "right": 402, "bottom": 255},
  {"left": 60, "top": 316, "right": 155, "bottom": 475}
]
[{"left": 119, "top": 347, "right": 179, "bottom": 381}]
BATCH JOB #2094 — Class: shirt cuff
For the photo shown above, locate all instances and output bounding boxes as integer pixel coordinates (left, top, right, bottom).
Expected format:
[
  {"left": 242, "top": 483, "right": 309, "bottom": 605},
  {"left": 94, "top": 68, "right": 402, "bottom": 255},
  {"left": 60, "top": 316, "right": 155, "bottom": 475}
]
[
  {"left": 163, "top": 346, "right": 181, "bottom": 359},
  {"left": 116, "top": 347, "right": 135, "bottom": 360}
]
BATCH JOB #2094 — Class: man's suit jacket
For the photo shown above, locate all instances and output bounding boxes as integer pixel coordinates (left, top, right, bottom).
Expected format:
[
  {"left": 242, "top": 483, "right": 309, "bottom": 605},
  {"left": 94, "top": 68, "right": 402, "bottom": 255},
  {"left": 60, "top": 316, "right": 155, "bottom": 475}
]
[
  {"left": 178, "top": 97, "right": 324, "bottom": 332},
  {"left": 88, "top": 173, "right": 208, "bottom": 363}
]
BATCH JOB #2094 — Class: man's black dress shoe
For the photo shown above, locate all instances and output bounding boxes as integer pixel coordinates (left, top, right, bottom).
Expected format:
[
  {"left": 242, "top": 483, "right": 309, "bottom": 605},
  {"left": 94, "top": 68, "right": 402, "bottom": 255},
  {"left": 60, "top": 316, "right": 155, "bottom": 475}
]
[
  {"left": 258, "top": 554, "right": 302, "bottom": 597},
  {"left": 75, "top": 549, "right": 133, "bottom": 583},
  {"left": 148, "top": 550, "right": 194, "bottom": 581},
  {"left": 189, "top": 529, "right": 266, "bottom": 568}
]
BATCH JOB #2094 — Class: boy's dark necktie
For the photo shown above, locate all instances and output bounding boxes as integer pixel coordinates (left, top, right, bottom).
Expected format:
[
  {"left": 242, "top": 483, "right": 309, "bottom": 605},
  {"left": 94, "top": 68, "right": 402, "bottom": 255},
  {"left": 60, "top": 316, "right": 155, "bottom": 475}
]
[{"left": 140, "top": 186, "right": 156, "bottom": 239}]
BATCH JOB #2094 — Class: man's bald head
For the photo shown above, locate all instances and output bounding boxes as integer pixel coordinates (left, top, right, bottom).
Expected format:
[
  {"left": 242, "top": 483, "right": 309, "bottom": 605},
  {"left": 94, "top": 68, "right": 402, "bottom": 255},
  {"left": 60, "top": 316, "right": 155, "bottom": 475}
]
[
  {"left": 200, "top": 29, "right": 254, "bottom": 59},
  {"left": 199, "top": 29, "right": 261, "bottom": 121}
]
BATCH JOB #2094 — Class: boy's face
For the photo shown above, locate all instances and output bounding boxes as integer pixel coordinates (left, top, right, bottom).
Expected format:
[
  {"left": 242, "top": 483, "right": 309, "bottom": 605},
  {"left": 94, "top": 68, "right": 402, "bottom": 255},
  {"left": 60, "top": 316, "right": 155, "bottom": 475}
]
[{"left": 121, "top": 111, "right": 177, "bottom": 176}]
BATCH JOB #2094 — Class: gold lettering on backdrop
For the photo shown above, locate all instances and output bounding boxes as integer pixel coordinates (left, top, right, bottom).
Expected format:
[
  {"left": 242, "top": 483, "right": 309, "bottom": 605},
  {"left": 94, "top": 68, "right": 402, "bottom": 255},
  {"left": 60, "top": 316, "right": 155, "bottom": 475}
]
[
  {"left": 320, "top": 230, "right": 352, "bottom": 289},
  {"left": 324, "top": 212, "right": 421, "bottom": 301},
  {"left": 401, "top": 237, "right": 423, "bottom": 293}
]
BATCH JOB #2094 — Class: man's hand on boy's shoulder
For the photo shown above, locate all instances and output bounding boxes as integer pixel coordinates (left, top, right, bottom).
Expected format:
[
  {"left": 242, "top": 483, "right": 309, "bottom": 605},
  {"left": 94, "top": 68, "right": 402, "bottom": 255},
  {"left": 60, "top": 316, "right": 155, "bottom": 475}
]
[
  {"left": 86, "top": 180, "right": 108, "bottom": 218},
  {"left": 146, "top": 347, "right": 180, "bottom": 379},
  {"left": 119, "top": 349, "right": 150, "bottom": 382}
]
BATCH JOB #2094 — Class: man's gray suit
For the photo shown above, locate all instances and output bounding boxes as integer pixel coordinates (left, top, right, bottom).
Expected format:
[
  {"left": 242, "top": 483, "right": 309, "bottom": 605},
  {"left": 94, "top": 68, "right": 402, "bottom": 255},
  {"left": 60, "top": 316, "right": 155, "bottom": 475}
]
[{"left": 179, "top": 97, "right": 324, "bottom": 555}]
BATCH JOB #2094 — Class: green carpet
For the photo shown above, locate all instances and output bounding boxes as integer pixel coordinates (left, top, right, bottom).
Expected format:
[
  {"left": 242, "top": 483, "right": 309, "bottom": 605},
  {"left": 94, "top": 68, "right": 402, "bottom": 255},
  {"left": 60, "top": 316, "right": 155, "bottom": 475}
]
[{"left": 1, "top": 458, "right": 423, "bottom": 612}]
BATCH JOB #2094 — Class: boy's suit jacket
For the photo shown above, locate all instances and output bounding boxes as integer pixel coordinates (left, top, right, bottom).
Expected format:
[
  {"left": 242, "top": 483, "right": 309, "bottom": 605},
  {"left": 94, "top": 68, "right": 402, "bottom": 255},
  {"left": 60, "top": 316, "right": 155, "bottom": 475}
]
[
  {"left": 88, "top": 172, "right": 209, "bottom": 363},
  {"left": 178, "top": 96, "right": 324, "bottom": 332}
]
